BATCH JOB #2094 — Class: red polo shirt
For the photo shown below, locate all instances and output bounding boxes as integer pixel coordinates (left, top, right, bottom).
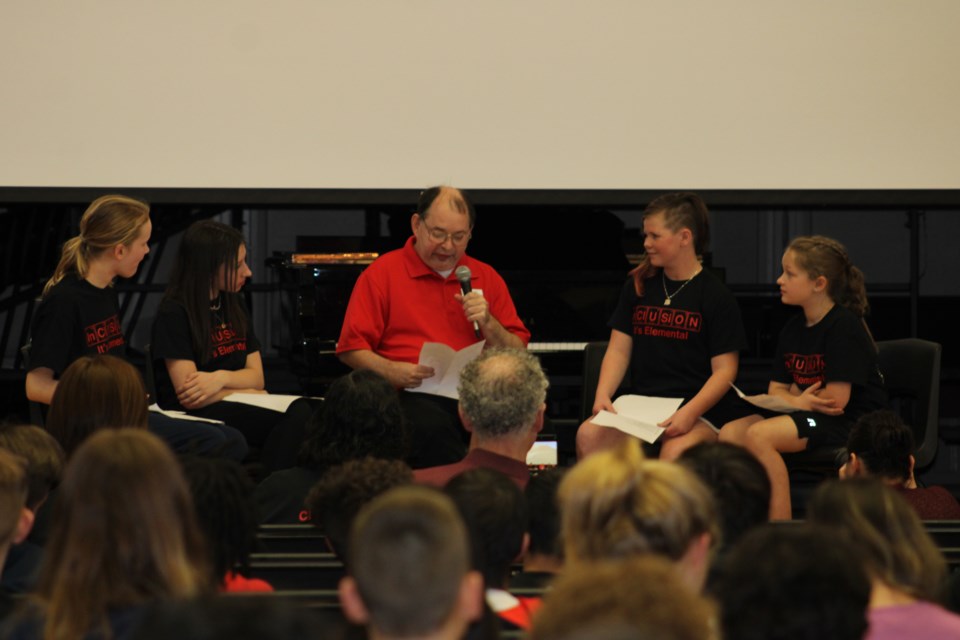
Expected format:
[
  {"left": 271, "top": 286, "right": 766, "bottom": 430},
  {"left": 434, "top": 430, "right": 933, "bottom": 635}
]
[{"left": 337, "top": 236, "right": 530, "bottom": 364}]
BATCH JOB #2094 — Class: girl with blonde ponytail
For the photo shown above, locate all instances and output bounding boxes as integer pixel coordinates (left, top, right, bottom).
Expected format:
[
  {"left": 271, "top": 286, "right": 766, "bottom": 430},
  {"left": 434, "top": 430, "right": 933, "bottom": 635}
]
[
  {"left": 577, "top": 193, "right": 752, "bottom": 461},
  {"left": 42, "top": 195, "right": 151, "bottom": 297},
  {"left": 27, "top": 195, "right": 151, "bottom": 404},
  {"left": 719, "top": 235, "right": 886, "bottom": 520}
]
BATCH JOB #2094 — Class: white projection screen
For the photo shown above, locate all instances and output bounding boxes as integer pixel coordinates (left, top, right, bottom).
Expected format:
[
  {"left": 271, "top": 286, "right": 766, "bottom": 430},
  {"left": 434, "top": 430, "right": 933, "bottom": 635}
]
[{"left": 2, "top": 1, "right": 959, "bottom": 190}]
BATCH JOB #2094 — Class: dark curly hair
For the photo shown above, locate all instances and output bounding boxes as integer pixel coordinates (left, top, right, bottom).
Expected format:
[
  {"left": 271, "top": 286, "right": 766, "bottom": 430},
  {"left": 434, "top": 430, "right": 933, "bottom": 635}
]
[
  {"left": 305, "top": 457, "right": 413, "bottom": 561},
  {"left": 296, "top": 369, "right": 408, "bottom": 472}
]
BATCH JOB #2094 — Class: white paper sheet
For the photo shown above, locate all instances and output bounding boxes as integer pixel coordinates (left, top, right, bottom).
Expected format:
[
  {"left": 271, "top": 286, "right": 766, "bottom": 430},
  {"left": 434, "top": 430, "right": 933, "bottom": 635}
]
[
  {"left": 730, "top": 383, "right": 798, "bottom": 413},
  {"left": 148, "top": 404, "right": 224, "bottom": 424},
  {"left": 221, "top": 393, "right": 307, "bottom": 413},
  {"left": 590, "top": 395, "right": 683, "bottom": 443},
  {"left": 526, "top": 441, "right": 558, "bottom": 466},
  {"left": 408, "top": 340, "right": 486, "bottom": 400}
]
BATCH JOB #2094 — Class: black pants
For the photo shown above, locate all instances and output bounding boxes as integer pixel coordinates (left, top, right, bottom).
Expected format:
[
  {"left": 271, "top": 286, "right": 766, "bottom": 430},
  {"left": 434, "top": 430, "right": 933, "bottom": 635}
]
[
  {"left": 147, "top": 412, "right": 248, "bottom": 462},
  {"left": 187, "top": 398, "right": 317, "bottom": 473}
]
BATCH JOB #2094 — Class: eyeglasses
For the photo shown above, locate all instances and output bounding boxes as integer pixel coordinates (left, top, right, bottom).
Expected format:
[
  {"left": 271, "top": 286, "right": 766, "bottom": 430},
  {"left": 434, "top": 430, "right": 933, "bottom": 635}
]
[{"left": 420, "top": 221, "right": 471, "bottom": 245}]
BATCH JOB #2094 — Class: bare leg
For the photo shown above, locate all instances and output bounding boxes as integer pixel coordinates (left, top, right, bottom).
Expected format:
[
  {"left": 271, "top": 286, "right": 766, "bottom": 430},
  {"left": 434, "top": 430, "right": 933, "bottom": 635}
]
[
  {"left": 741, "top": 416, "right": 808, "bottom": 520},
  {"left": 717, "top": 414, "right": 763, "bottom": 445},
  {"left": 659, "top": 421, "right": 718, "bottom": 461},
  {"left": 576, "top": 419, "right": 631, "bottom": 459}
]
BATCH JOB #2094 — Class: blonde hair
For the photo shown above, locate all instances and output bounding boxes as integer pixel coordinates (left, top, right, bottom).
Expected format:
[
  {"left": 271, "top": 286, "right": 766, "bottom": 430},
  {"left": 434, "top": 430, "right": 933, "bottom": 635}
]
[
  {"left": 559, "top": 441, "right": 719, "bottom": 564},
  {"left": 43, "top": 195, "right": 150, "bottom": 296},
  {"left": 530, "top": 556, "right": 716, "bottom": 640}
]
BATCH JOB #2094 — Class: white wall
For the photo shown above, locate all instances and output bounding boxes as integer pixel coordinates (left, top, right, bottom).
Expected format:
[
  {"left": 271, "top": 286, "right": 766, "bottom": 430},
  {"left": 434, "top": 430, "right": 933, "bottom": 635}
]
[{"left": 2, "top": 1, "right": 959, "bottom": 189}]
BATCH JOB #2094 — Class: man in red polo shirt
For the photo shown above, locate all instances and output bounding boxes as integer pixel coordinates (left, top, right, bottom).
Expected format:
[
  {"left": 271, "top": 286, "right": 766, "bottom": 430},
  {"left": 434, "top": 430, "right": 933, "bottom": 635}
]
[{"left": 337, "top": 186, "right": 530, "bottom": 467}]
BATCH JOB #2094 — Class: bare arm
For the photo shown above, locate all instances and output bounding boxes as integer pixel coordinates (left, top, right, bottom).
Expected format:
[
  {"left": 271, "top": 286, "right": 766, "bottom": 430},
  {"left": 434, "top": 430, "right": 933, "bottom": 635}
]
[
  {"left": 338, "top": 349, "right": 435, "bottom": 390},
  {"left": 479, "top": 314, "right": 525, "bottom": 349},
  {"left": 592, "top": 330, "right": 633, "bottom": 416},
  {"left": 166, "top": 352, "right": 267, "bottom": 410},
  {"left": 768, "top": 379, "right": 848, "bottom": 414},
  {"left": 661, "top": 351, "right": 739, "bottom": 437},
  {"left": 25, "top": 368, "right": 58, "bottom": 405}
]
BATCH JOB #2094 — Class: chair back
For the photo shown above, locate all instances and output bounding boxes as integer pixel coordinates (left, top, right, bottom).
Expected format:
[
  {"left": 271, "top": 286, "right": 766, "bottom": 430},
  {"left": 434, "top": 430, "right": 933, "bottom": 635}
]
[
  {"left": 876, "top": 338, "right": 941, "bottom": 469},
  {"left": 580, "top": 342, "right": 606, "bottom": 423},
  {"left": 580, "top": 341, "right": 632, "bottom": 423},
  {"left": 143, "top": 343, "right": 158, "bottom": 404}
]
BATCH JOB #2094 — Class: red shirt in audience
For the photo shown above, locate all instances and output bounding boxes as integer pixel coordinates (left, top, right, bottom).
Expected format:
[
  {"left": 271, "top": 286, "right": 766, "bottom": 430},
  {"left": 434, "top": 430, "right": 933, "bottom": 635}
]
[
  {"left": 414, "top": 448, "right": 529, "bottom": 489},
  {"left": 894, "top": 485, "right": 960, "bottom": 520}
]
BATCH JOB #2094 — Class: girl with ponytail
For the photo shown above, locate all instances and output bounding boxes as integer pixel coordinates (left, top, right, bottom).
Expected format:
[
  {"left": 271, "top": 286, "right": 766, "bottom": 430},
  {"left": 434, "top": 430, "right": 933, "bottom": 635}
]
[
  {"left": 27, "top": 195, "right": 151, "bottom": 404},
  {"left": 719, "top": 235, "right": 886, "bottom": 520},
  {"left": 577, "top": 193, "right": 752, "bottom": 461}
]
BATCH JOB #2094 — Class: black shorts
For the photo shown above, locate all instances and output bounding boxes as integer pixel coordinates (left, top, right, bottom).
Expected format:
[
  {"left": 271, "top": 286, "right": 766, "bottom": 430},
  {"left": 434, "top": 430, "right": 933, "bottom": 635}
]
[{"left": 786, "top": 411, "right": 853, "bottom": 448}]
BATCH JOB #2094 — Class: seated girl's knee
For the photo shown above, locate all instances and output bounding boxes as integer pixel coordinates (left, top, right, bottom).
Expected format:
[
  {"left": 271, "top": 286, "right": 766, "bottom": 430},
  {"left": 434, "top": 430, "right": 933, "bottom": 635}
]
[{"left": 717, "top": 426, "right": 740, "bottom": 444}]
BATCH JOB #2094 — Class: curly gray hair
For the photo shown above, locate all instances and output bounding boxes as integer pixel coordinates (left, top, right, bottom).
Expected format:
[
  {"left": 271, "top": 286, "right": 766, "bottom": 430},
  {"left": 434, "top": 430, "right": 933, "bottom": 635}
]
[{"left": 457, "top": 347, "right": 549, "bottom": 438}]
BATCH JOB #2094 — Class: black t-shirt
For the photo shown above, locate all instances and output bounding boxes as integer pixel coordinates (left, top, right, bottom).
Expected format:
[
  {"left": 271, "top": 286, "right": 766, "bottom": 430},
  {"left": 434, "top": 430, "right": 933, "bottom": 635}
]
[
  {"left": 608, "top": 269, "right": 747, "bottom": 397},
  {"left": 254, "top": 466, "right": 320, "bottom": 524},
  {"left": 151, "top": 297, "right": 261, "bottom": 410},
  {"left": 29, "top": 276, "right": 126, "bottom": 376},
  {"left": 772, "top": 305, "right": 886, "bottom": 421}
]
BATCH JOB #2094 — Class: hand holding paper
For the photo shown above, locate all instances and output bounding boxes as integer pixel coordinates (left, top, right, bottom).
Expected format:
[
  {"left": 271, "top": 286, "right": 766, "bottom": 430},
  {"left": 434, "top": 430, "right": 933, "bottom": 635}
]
[
  {"left": 730, "top": 383, "right": 798, "bottom": 413},
  {"left": 591, "top": 395, "right": 683, "bottom": 443},
  {"left": 408, "top": 341, "right": 486, "bottom": 400}
]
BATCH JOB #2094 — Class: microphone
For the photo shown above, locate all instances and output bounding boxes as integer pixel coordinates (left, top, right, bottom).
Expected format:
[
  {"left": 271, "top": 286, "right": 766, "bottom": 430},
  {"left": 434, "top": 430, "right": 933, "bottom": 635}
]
[{"left": 455, "top": 265, "right": 482, "bottom": 339}]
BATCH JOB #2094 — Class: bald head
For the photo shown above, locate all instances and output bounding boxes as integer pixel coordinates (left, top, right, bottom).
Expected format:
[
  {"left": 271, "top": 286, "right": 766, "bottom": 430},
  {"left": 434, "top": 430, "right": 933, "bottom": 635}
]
[{"left": 417, "top": 186, "right": 475, "bottom": 227}]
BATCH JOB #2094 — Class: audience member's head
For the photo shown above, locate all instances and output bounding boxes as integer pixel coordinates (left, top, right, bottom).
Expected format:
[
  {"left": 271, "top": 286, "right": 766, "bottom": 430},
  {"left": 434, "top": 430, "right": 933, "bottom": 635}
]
[
  {"left": 808, "top": 478, "right": 946, "bottom": 602},
  {"left": 339, "top": 485, "right": 483, "bottom": 640},
  {"left": 530, "top": 556, "right": 715, "bottom": 640},
  {"left": 132, "top": 596, "right": 330, "bottom": 640},
  {"left": 181, "top": 456, "right": 259, "bottom": 587},
  {"left": 305, "top": 457, "right": 413, "bottom": 561},
  {"left": 524, "top": 467, "right": 566, "bottom": 569},
  {"left": 32, "top": 430, "right": 209, "bottom": 639},
  {"left": 445, "top": 467, "right": 527, "bottom": 590},
  {"left": 457, "top": 347, "right": 548, "bottom": 444},
  {"left": 0, "top": 422, "right": 65, "bottom": 512},
  {"left": 0, "top": 448, "right": 31, "bottom": 565},
  {"left": 559, "top": 440, "right": 718, "bottom": 590},
  {"left": 297, "top": 369, "right": 408, "bottom": 472},
  {"left": 713, "top": 523, "right": 870, "bottom": 640},
  {"left": 45, "top": 354, "right": 148, "bottom": 455},
  {"left": 678, "top": 441, "right": 770, "bottom": 550},
  {"left": 841, "top": 410, "right": 915, "bottom": 485}
]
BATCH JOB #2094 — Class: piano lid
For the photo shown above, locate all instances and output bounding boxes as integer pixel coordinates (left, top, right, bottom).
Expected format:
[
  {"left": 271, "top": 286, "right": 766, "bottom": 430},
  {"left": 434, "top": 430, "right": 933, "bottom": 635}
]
[{"left": 288, "top": 253, "right": 379, "bottom": 265}]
